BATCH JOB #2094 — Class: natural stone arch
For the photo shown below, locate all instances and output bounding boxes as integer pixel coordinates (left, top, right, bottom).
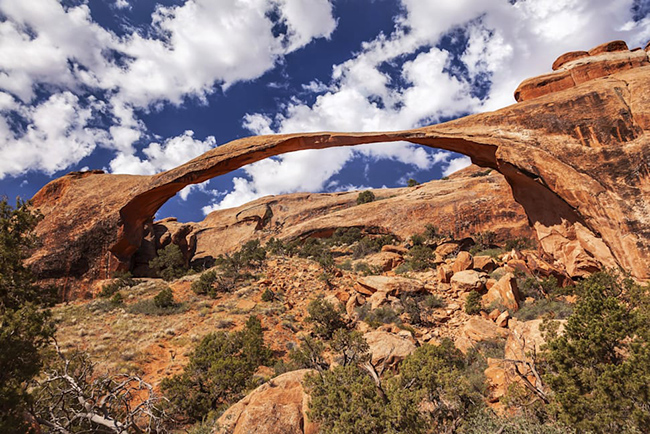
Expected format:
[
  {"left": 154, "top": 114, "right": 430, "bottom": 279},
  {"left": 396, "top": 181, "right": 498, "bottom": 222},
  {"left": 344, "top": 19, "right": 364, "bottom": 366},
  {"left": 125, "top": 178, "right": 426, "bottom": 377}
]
[{"left": 30, "top": 43, "right": 650, "bottom": 288}]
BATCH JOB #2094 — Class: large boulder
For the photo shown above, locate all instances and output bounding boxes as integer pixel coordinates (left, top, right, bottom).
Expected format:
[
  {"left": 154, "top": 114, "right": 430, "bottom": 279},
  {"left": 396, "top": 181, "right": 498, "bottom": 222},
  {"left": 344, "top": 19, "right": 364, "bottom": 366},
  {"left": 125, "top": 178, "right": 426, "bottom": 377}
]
[
  {"left": 452, "top": 251, "right": 474, "bottom": 272},
  {"left": 215, "top": 369, "right": 318, "bottom": 434},
  {"left": 450, "top": 270, "right": 488, "bottom": 292},
  {"left": 484, "top": 272, "right": 521, "bottom": 311},
  {"left": 356, "top": 276, "right": 424, "bottom": 296},
  {"left": 364, "top": 330, "right": 417, "bottom": 368}
]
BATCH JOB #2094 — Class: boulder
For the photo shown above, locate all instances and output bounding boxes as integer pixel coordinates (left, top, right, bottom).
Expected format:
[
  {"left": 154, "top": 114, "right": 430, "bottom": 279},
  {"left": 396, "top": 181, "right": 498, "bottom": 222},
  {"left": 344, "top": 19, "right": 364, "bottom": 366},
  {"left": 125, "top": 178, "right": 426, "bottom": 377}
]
[
  {"left": 473, "top": 255, "right": 497, "bottom": 272},
  {"left": 368, "top": 290, "right": 390, "bottom": 310},
  {"left": 452, "top": 251, "right": 474, "bottom": 273},
  {"left": 356, "top": 276, "right": 424, "bottom": 296},
  {"left": 435, "top": 242, "right": 461, "bottom": 258},
  {"left": 552, "top": 50, "right": 589, "bottom": 70},
  {"left": 362, "top": 251, "right": 403, "bottom": 272},
  {"left": 461, "top": 317, "right": 509, "bottom": 343},
  {"left": 505, "top": 318, "right": 565, "bottom": 361},
  {"left": 495, "top": 310, "right": 510, "bottom": 328},
  {"left": 346, "top": 292, "right": 363, "bottom": 317},
  {"left": 215, "top": 369, "right": 318, "bottom": 434},
  {"left": 364, "top": 330, "right": 416, "bottom": 368},
  {"left": 484, "top": 272, "right": 521, "bottom": 311},
  {"left": 436, "top": 264, "right": 453, "bottom": 283},
  {"left": 450, "top": 270, "right": 487, "bottom": 292},
  {"left": 381, "top": 245, "right": 408, "bottom": 255}
]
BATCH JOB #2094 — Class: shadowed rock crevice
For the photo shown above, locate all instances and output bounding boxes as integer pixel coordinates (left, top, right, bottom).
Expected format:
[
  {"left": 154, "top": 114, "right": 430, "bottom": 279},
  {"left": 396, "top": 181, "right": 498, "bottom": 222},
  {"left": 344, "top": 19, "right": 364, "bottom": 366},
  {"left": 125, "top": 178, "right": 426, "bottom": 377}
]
[{"left": 29, "top": 41, "right": 650, "bottom": 290}]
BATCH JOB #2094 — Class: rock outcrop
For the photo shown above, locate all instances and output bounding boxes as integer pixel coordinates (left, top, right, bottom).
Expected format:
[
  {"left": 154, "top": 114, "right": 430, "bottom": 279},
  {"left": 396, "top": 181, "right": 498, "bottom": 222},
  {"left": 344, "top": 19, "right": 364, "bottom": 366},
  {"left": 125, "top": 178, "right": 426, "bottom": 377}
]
[
  {"left": 30, "top": 40, "right": 650, "bottom": 292},
  {"left": 215, "top": 369, "right": 318, "bottom": 434}
]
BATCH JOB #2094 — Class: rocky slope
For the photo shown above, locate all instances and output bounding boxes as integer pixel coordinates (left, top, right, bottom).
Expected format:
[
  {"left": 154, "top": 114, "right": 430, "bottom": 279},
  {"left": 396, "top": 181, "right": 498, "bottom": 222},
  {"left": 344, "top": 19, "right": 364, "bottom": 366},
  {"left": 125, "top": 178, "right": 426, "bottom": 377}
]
[
  {"left": 30, "top": 40, "right": 650, "bottom": 292},
  {"left": 132, "top": 165, "right": 534, "bottom": 277}
]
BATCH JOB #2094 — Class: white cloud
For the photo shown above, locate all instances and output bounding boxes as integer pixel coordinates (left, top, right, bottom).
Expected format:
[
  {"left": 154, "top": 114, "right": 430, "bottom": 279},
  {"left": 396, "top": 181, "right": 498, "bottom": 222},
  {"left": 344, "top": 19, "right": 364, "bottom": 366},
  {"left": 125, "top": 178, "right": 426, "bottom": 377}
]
[
  {"left": 0, "top": 92, "right": 107, "bottom": 177},
  {"left": 109, "top": 130, "right": 216, "bottom": 175},
  {"left": 202, "top": 0, "right": 650, "bottom": 211},
  {"left": 0, "top": 0, "right": 337, "bottom": 179},
  {"left": 442, "top": 156, "right": 472, "bottom": 177}
]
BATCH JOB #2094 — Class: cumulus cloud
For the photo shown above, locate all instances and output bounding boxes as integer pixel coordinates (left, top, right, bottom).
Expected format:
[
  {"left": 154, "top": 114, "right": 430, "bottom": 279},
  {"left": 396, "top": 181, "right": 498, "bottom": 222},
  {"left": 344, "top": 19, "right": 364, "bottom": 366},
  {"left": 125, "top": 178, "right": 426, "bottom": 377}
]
[
  {"left": 0, "top": 0, "right": 337, "bottom": 179},
  {"left": 109, "top": 130, "right": 216, "bottom": 175},
  {"left": 203, "top": 0, "right": 650, "bottom": 211}
]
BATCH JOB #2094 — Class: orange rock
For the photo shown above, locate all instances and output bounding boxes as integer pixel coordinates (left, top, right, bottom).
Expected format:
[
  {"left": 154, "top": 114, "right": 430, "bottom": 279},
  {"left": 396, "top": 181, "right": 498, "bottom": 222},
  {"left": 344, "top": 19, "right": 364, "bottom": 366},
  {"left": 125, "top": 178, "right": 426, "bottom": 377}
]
[
  {"left": 437, "top": 264, "right": 454, "bottom": 283},
  {"left": 552, "top": 50, "right": 589, "bottom": 70},
  {"left": 452, "top": 251, "right": 474, "bottom": 273},
  {"left": 488, "top": 308, "right": 501, "bottom": 321},
  {"left": 356, "top": 276, "right": 424, "bottom": 296},
  {"left": 450, "top": 270, "right": 487, "bottom": 292},
  {"left": 473, "top": 255, "right": 497, "bottom": 272},
  {"left": 381, "top": 244, "right": 408, "bottom": 255},
  {"left": 216, "top": 369, "right": 318, "bottom": 434},
  {"left": 484, "top": 272, "right": 521, "bottom": 312},
  {"left": 364, "top": 330, "right": 416, "bottom": 368},
  {"left": 495, "top": 310, "right": 510, "bottom": 328},
  {"left": 588, "top": 40, "right": 629, "bottom": 56},
  {"left": 460, "top": 317, "right": 509, "bottom": 343}
]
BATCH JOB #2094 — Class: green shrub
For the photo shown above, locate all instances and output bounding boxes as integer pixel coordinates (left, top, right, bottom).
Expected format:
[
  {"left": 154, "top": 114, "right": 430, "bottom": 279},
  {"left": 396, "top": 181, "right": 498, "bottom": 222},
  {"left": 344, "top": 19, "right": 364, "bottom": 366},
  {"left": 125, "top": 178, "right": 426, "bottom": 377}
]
[
  {"left": 465, "top": 291, "right": 482, "bottom": 315},
  {"left": 356, "top": 190, "right": 375, "bottom": 205},
  {"left": 473, "top": 338, "right": 506, "bottom": 359},
  {"left": 154, "top": 287, "right": 175, "bottom": 308},
  {"left": 357, "top": 305, "right": 401, "bottom": 327},
  {"left": 99, "top": 271, "right": 137, "bottom": 298},
  {"left": 423, "top": 294, "right": 446, "bottom": 309},
  {"left": 297, "top": 238, "right": 334, "bottom": 270},
  {"left": 161, "top": 316, "right": 272, "bottom": 422},
  {"left": 328, "top": 227, "right": 364, "bottom": 246},
  {"left": 469, "top": 168, "right": 492, "bottom": 177},
  {"left": 149, "top": 244, "right": 188, "bottom": 281},
  {"left": 110, "top": 292, "right": 124, "bottom": 305},
  {"left": 461, "top": 410, "right": 573, "bottom": 434},
  {"left": 353, "top": 261, "right": 382, "bottom": 276},
  {"left": 407, "top": 178, "right": 419, "bottom": 187},
  {"left": 288, "top": 336, "right": 328, "bottom": 370},
  {"left": 306, "top": 298, "right": 346, "bottom": 339},
  {"left": 351, "top": 234, "right": 397, "bottom": 259},
  {"left": 331, "top": 329, "right": 369, "bottom": 366},
  {"left": 541, "top": 271, "right": 650, "bottom": 433},
  {"left": 410, "top": 233, "right": 425, "bottom": 246},
  {"left": 191, "top": 270, "right": 218, "bottom": 296},
  {"left": 514, "top": 298, "right": 573, "bottom": 321},
  {"left": 261, "top": 288, "right": 275, "bottom": 302},
  {"left": 504, "top": 237, "right": 535, "bottom": 251}
]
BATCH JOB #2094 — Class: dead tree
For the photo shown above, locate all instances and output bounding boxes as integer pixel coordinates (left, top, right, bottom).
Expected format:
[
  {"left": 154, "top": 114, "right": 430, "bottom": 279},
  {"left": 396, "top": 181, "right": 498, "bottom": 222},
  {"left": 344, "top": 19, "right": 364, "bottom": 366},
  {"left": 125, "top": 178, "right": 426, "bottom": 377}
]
[{"left": 30, "top": 342, "right": 170, "bottom": 433}]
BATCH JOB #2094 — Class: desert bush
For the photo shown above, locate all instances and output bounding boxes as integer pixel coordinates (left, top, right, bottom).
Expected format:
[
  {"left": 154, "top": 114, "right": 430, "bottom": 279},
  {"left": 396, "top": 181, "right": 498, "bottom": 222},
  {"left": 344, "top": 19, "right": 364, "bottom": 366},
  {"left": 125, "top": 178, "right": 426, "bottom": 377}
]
[
  {"left": 328, "top": 227, "right": 364, "bottom": 246},
  {"left": 261, "top": 288, "right": 275, "bottom": 302},
  {"left": 407, "top": 178, "right": 419, "bottom": 187},
  {"left": 423, "top": 294, "right": 446, "bottom": 309},
  {"left": 353, "top": 261, "right": 382, "bottom": 276},
  {"left": 357, "top": 304, "right": 401, "bottom": 327},
  {"left": 149, "top": 244, "right": 187, "bottom": 281},
  {"left": 356, "top": 190, "right": 375, "bottom": 205},
  {"left": 410, "top": 233, "right": 425, "bottom": 246},
  {"left": 330, "top": 329, "right": 369, "bottom": 366},
  {"left": 351, "top": 234, "right": 397, "bottom": 259},
  {"left": 465, "top": 291, "right": 482, "bottom": 315},
  {"left": 288, "top": 336, "right": 328, "bottom": 370},
  {"left": 473, "top": 338, "right": 506, "bottom": 359},
  {"left": 99, "top": 271, "right": 137, "bottom": 298},
  {"left": 514, "top": 298, "right": 573, "bottom": 321},
  {"left": 504, "top": 236, "right": 535, "bottom": 251},
  {"left": 460, "top": 410, "right": 573, "bottom": 434},
  {"left": 540, "top": 271, "right": 650, "bottom": 433},
  {"left": 306, "top": 298, "right": 346, "bottom": 339},
  {"left": 154, "top": 287, "right": 176, "bottom": 308},
  {"left": 0, "top": 199, "right": 55, "bottom": 433},
  {"left": 161, "top": 316, "right": 272, "bottom": 422},
  {"left": 190, "top": 270, "right": 218, "bottom": 296}
]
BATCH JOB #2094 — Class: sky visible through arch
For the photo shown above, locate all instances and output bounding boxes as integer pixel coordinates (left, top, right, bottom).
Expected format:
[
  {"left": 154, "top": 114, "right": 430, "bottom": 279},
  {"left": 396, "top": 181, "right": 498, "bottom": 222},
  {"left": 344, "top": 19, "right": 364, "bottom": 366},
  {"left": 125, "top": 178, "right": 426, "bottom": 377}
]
[{"left": 0, "top": 0, "right": 649, "bottom": 222}]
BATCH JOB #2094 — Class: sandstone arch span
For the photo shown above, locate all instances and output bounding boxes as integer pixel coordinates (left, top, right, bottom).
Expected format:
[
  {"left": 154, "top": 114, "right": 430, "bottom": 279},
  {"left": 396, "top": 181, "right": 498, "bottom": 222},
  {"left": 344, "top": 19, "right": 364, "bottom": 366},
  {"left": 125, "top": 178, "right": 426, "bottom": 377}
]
[{"left": 31, "top": 41, "right": 650, "bottom": 287}]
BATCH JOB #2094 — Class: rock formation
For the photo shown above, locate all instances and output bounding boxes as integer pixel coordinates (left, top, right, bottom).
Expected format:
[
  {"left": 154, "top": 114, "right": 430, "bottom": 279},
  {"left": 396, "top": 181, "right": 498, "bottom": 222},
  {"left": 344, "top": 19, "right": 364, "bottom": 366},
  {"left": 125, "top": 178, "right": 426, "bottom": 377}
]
[{"left": 30, "top": 40, "right": 650, "bottom": 291}]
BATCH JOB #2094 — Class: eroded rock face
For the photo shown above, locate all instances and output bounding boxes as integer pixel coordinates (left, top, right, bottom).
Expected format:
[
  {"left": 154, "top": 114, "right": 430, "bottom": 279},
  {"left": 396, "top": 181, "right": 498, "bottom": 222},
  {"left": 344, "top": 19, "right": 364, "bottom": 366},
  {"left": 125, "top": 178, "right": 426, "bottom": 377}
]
[
  {"left": 215, "top": 369, "right": 318, "bottom": 434},
  {"left": 30, "top": 40, "right": 650, "bottom": 292}
]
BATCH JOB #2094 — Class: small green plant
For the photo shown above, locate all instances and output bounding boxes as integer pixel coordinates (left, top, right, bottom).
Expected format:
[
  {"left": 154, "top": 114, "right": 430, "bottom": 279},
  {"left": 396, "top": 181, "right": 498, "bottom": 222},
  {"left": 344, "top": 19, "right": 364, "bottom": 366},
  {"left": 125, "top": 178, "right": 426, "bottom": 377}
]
[
  {"left": 424, "top": 294, "right": 446, "bottom": 309},
  {"left": 149, "top": 244, "right": 188, "bottom": 281},
  {"left": 351, "top": 234, "right": 397, "bottom": 259},
  {"left": 330, "top": 329, "right": 369, "bottom": 366},
  {"left": 100, "top": 271, "right": 137, "bottom": 298},
  {"left": 465, "top": 291, "right": 482, "bottom": 315},
  {"left": 154, "top": 287, "right": 176, "bottom": 308},
  {"left": 410, "top": 233, "right": 425, "bottom": 246},
  {"left": 306, "top": 298, "right": 346, "bottom": 339},
  {"left": 470, "top": 168, "right": 492, "bottom": 177},
  {"left": 288, "top": 336, "right": 328, "bottom": 370},
  {"left": 353, "top": 261, "right": 382, "bottom": 276},
  {"left": 356, "top": 190, "right": 375, "bottom": 205},
  {"left": 504, "top": 236, "right": 535, "bottom": 251},
  {"left": 191, "top": 270, "right": 218, "bottom": 296},
  {"left": 110, "top": 292, "right": 124, "bottom": 305},
  {"left": 261, "top": 288, "right": 275, "bottom": 302},
  {"left": 407, "top": 178, "right": 419, "bottom": 187}
]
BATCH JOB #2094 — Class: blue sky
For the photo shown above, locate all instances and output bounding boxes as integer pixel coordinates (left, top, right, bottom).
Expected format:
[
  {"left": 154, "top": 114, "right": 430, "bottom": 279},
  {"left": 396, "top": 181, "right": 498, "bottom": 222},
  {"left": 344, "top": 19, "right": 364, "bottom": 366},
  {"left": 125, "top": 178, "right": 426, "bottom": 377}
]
[{"left": 1, "top": 0, "right": 649, "bottom": 222}]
